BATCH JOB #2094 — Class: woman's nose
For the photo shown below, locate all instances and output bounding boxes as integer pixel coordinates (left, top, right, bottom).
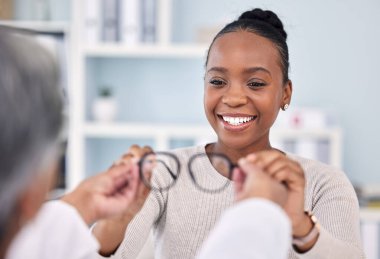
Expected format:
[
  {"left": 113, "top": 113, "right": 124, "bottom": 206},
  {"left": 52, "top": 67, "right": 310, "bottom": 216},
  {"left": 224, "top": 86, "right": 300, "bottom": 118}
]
[{"left": 222, "top": 87, "right": 248, "bottom": 107}]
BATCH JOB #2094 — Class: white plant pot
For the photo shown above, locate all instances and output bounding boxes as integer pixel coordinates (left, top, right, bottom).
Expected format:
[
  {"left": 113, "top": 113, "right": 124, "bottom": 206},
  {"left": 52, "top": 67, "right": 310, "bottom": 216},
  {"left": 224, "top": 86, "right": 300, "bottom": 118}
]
[{"left": 92, "top": 97, "right": 117, "bottom": 122}]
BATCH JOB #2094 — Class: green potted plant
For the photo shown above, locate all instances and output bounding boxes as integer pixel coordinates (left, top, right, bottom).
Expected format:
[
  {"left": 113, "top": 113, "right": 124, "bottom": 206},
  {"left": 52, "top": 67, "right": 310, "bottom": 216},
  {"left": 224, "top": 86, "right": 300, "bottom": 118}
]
[{"left": 92, "top": 85, "right": 117, "bottom": 122}]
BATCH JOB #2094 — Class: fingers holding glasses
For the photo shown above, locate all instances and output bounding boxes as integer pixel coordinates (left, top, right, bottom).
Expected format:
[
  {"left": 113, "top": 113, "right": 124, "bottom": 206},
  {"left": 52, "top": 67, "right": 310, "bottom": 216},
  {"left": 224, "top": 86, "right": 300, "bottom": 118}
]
[
  {"left": 233, "top": 158, "right": 288, "bottom": 207},
  {"left": 110, "top": 145, "right": 155, "bottom": 219},
  {"left": 244, "top": 150, "right": 308, "bottom": 235},
  {"left": 112, "top": 144, "right": 153, "bottom": 166},
  {"left": 245, "top": 150, "right": 305, "bottom": 192}
]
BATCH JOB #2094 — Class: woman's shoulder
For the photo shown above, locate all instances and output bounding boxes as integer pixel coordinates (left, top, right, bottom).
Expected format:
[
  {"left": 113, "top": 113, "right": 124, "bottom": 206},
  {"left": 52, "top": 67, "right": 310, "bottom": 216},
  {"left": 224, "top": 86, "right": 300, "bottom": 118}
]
[
  {"left": 287, "top": 153, "right": 343, "bottom": 176},
  {"left": 288, "top": 154, "right": 358, "bottom": 209},
  {"left": 287, "top": 152, "right": 357, "bottom": 193}
]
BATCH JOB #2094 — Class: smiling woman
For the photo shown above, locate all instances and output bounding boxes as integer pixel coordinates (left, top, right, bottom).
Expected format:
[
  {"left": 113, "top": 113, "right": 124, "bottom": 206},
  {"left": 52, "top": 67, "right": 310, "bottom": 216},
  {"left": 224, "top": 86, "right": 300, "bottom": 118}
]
[
  {"left": 93, "top": 8, "right": 365, "bottom": 259},
  {"left": 204, "top": 30, "right": 291, "bottom": 157}
]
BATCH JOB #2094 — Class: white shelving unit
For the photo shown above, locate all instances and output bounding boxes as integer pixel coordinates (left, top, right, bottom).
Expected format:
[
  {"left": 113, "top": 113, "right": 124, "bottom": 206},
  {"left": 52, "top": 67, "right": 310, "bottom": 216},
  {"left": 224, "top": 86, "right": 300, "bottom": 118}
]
[
  {"left": 271, "top": 127, "right": 342, "bottom": 167},
  {"left": 0, "top": 20, "right": 68, "bottom": 32},
  {"left": 84, "top": 44, "right": 208, "bottom": 58},
  {"left": 84, "top": 122, "right": 216, "bottom": 149}
]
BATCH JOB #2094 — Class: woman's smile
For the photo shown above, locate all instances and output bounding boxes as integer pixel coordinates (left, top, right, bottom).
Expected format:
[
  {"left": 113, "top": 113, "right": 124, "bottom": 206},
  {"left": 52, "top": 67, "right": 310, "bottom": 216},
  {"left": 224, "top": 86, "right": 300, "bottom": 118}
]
[{"left": 217, "top": 113, "right": 257, "bottom": 132}]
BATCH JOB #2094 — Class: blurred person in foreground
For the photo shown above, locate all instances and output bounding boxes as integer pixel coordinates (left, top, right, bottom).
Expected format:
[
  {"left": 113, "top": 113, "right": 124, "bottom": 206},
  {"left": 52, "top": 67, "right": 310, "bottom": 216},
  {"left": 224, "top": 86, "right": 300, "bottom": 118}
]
[
  {"left": 0, "top": 27, "right": 144, "bottom": 259},
  {"left": 0, "top": 28, "right": 290, "bottom": 259}
]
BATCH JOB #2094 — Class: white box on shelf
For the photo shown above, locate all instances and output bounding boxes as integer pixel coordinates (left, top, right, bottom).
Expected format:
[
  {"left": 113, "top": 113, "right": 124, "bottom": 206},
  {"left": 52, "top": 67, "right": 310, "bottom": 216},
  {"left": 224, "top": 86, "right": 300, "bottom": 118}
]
[
  {"left": 275, "top": 107, "right": 330, "bottom": 129},
  {"left": 84, "top": 0, "right": 101, "bottom": 44},
  {"left": 120, "top": 0, "right": 141, "bottom": 45}
]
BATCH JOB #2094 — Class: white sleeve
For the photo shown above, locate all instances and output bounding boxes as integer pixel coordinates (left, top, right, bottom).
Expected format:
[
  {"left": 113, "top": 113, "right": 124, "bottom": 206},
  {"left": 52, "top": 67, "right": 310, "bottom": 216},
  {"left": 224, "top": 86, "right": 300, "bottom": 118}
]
[
  {"left": 196, "top": 198, "right": 291, "bottom": 259},
  {"left": 6, "top": 200, "right": 100, "bottom": 259}
]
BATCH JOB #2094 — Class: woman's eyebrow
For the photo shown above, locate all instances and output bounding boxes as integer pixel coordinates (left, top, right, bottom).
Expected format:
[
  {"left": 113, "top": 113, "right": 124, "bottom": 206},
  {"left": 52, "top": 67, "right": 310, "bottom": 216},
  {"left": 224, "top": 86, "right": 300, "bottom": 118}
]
[
  {"left": 243, "top": 67, "right": 271, "bottom": 75},
  {"left": 207, "top": 66, "right": 271, "bottom": 75},
  {"left": 207, "top": 67, "right": 227, "bottom": 73}
]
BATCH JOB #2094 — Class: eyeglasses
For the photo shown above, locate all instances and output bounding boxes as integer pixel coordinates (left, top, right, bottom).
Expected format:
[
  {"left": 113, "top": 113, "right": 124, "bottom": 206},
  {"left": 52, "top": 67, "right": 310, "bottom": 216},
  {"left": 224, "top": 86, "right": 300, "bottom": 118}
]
[{"left": 138, "top": 151, "right": 237, "bottom": 193}]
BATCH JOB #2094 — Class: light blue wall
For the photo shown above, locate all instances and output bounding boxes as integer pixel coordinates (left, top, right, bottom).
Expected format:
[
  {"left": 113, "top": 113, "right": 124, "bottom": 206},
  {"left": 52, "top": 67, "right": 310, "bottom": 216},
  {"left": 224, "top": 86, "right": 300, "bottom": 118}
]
[
  {"left": 86, "top": 58, "right": 206, "bottom": 124},
  {"left": 13, "top": 0, "right": 70, "bottom": 21}
]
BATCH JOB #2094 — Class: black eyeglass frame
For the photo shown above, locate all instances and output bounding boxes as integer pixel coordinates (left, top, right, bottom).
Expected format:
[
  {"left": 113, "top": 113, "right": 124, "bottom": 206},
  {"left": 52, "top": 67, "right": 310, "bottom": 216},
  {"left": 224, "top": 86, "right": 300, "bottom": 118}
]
[{"left": 138, "top": 151, "right": 237, "bottom": 193}]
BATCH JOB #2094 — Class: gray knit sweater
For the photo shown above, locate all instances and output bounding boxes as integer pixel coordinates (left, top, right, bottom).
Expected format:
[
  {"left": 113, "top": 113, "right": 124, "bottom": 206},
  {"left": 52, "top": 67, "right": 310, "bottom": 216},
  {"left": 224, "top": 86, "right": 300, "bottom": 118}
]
[{"left": 110, "top": 145, "right": 364, "bottom": 259}]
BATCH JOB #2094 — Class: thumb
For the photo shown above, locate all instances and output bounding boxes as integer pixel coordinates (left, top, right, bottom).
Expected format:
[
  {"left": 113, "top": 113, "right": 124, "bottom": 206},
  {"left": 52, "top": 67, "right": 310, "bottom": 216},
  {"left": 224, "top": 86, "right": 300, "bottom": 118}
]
[
  {"left": 234, "top": 158, "right": 266, "bottom": 202},
  {"left": 232, "top": 167, "right": 245, "bottom": 194},
  {"left": 237, "top": 158, "right": 263, "bottom": 181}
]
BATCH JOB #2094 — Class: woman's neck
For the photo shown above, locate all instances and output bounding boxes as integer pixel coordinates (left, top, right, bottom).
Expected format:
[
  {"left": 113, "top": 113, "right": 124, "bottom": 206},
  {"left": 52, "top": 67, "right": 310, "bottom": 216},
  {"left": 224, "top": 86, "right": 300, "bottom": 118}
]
[{"left": 206, "top": 141, "right": 273, "bottom": 164}]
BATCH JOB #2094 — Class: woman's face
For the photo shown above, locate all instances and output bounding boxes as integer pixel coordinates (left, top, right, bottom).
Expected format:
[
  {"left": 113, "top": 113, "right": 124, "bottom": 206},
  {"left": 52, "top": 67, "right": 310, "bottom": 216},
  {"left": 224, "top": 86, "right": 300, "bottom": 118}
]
[{"left": 204, "top": 30, "right": 292, "bottom": 152}]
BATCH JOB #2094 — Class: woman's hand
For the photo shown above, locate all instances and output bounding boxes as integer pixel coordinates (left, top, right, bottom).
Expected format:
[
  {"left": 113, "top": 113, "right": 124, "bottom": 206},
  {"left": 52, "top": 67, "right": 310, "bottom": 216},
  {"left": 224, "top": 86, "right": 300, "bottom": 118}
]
[
  {"left": 233, "top": 158, "right": 288, "bottom": 207},
  {"left": 246, "top": 150, "right": 317, "bottom": 251}
]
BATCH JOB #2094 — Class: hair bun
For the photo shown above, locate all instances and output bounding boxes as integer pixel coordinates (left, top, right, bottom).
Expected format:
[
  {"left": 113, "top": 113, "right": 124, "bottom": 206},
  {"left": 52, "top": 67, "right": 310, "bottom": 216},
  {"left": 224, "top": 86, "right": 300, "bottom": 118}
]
[{"left": 238, "top": 8, "right": 287, "bottom": 39}]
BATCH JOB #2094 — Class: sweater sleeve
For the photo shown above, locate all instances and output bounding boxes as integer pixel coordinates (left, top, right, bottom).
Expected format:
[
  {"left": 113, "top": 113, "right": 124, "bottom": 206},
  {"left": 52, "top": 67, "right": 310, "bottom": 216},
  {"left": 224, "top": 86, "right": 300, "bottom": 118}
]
[
  {"left": 293, "top": 167, "right": 365, "bottom": 259},
  {"left": 109, "top": 188, "right": 166, "bottom": 259}
]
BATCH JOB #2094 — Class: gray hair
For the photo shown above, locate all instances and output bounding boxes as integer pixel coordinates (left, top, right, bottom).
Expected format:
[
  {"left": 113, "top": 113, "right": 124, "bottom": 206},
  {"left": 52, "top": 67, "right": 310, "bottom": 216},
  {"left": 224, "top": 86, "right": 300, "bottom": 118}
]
[{"left": 0, "top": 28, "right": 64, "bottom": 238}]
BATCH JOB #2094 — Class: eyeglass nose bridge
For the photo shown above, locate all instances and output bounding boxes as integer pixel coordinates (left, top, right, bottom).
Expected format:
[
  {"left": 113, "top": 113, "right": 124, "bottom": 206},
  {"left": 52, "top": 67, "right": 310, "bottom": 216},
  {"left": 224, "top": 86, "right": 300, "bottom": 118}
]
[{"left": 187, "top": 152, "right": 234, "bottom": 194}]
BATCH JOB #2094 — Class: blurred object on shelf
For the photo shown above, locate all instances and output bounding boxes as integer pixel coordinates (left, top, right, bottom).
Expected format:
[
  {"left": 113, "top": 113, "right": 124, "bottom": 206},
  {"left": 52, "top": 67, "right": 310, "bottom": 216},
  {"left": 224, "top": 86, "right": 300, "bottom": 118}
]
[
  {"left": 0, "top": 0, "right": 13, "bottom": 19},
  {"left": 120, "top": 0, "right": 140, "bottom": 45},
  {"left": 83, "top": 0, "right": 157, "bottom": 45},
  {"left": 141, "top": 0, "right": 157, "bottom": 43},
  {"left": 92, "top": 85, "right": 118, "bottom": 122},
  {"left": 102, "top": 0, "right": 119, "bottom": 42},
  {"left": 271, "top": 107, "right": 341, "bottom": 166},
  {"left": 275, "top": 106, "right": 336, "bottom": 129},
  {"left": 355, "top": 184, "right": 380, "bottom": 208},
  {"left": 195, "top": 24, "right": 223, "bottom": 44}
]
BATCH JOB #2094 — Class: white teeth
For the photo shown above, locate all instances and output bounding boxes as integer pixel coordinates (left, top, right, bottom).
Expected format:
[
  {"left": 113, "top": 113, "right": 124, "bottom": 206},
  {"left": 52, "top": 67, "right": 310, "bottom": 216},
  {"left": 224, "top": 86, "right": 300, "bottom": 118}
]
[{"left": 222, "top": 116, "right": 255, "bottom": 126}]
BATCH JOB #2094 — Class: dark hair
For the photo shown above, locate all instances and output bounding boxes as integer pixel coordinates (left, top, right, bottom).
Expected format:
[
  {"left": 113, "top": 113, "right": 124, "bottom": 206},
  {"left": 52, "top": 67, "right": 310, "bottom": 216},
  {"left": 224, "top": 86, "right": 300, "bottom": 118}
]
[{"left": 205, "top": 8, "right": 290, "bottom": 83}]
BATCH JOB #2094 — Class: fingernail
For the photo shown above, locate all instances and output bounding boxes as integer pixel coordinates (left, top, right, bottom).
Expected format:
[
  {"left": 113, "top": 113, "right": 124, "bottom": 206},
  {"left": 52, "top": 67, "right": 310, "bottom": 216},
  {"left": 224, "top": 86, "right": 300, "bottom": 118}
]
[
  {"left": 238, "top": 158, "right": 247, "bottom": 166},
  {"left": 247, "top": 154, "right": 257, "bottom": 160}
]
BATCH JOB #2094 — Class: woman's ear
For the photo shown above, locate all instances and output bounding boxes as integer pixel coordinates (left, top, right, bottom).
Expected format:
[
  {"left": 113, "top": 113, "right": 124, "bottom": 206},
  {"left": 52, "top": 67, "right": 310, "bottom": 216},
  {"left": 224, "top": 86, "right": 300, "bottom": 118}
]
[{"left": 283, "top": 80, "right": 293, "bottom": 107}]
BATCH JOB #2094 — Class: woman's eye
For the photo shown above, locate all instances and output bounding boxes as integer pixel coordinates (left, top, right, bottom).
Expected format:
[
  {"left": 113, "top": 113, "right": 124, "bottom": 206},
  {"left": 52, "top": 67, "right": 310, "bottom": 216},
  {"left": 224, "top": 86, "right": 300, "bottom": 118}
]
[
  {"left": 209, "top": 79, "right": 225, "bottom": 88},
  {"left": 248, "top": 81, "right": 266, "bottom": 89}
]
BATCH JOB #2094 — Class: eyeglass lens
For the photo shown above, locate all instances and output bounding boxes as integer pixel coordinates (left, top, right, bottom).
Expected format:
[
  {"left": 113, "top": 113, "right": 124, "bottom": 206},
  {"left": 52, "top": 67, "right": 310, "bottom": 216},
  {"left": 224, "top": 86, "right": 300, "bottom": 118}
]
[{"left": 139, "top": 151, "right": 180, "bottom": 191}]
